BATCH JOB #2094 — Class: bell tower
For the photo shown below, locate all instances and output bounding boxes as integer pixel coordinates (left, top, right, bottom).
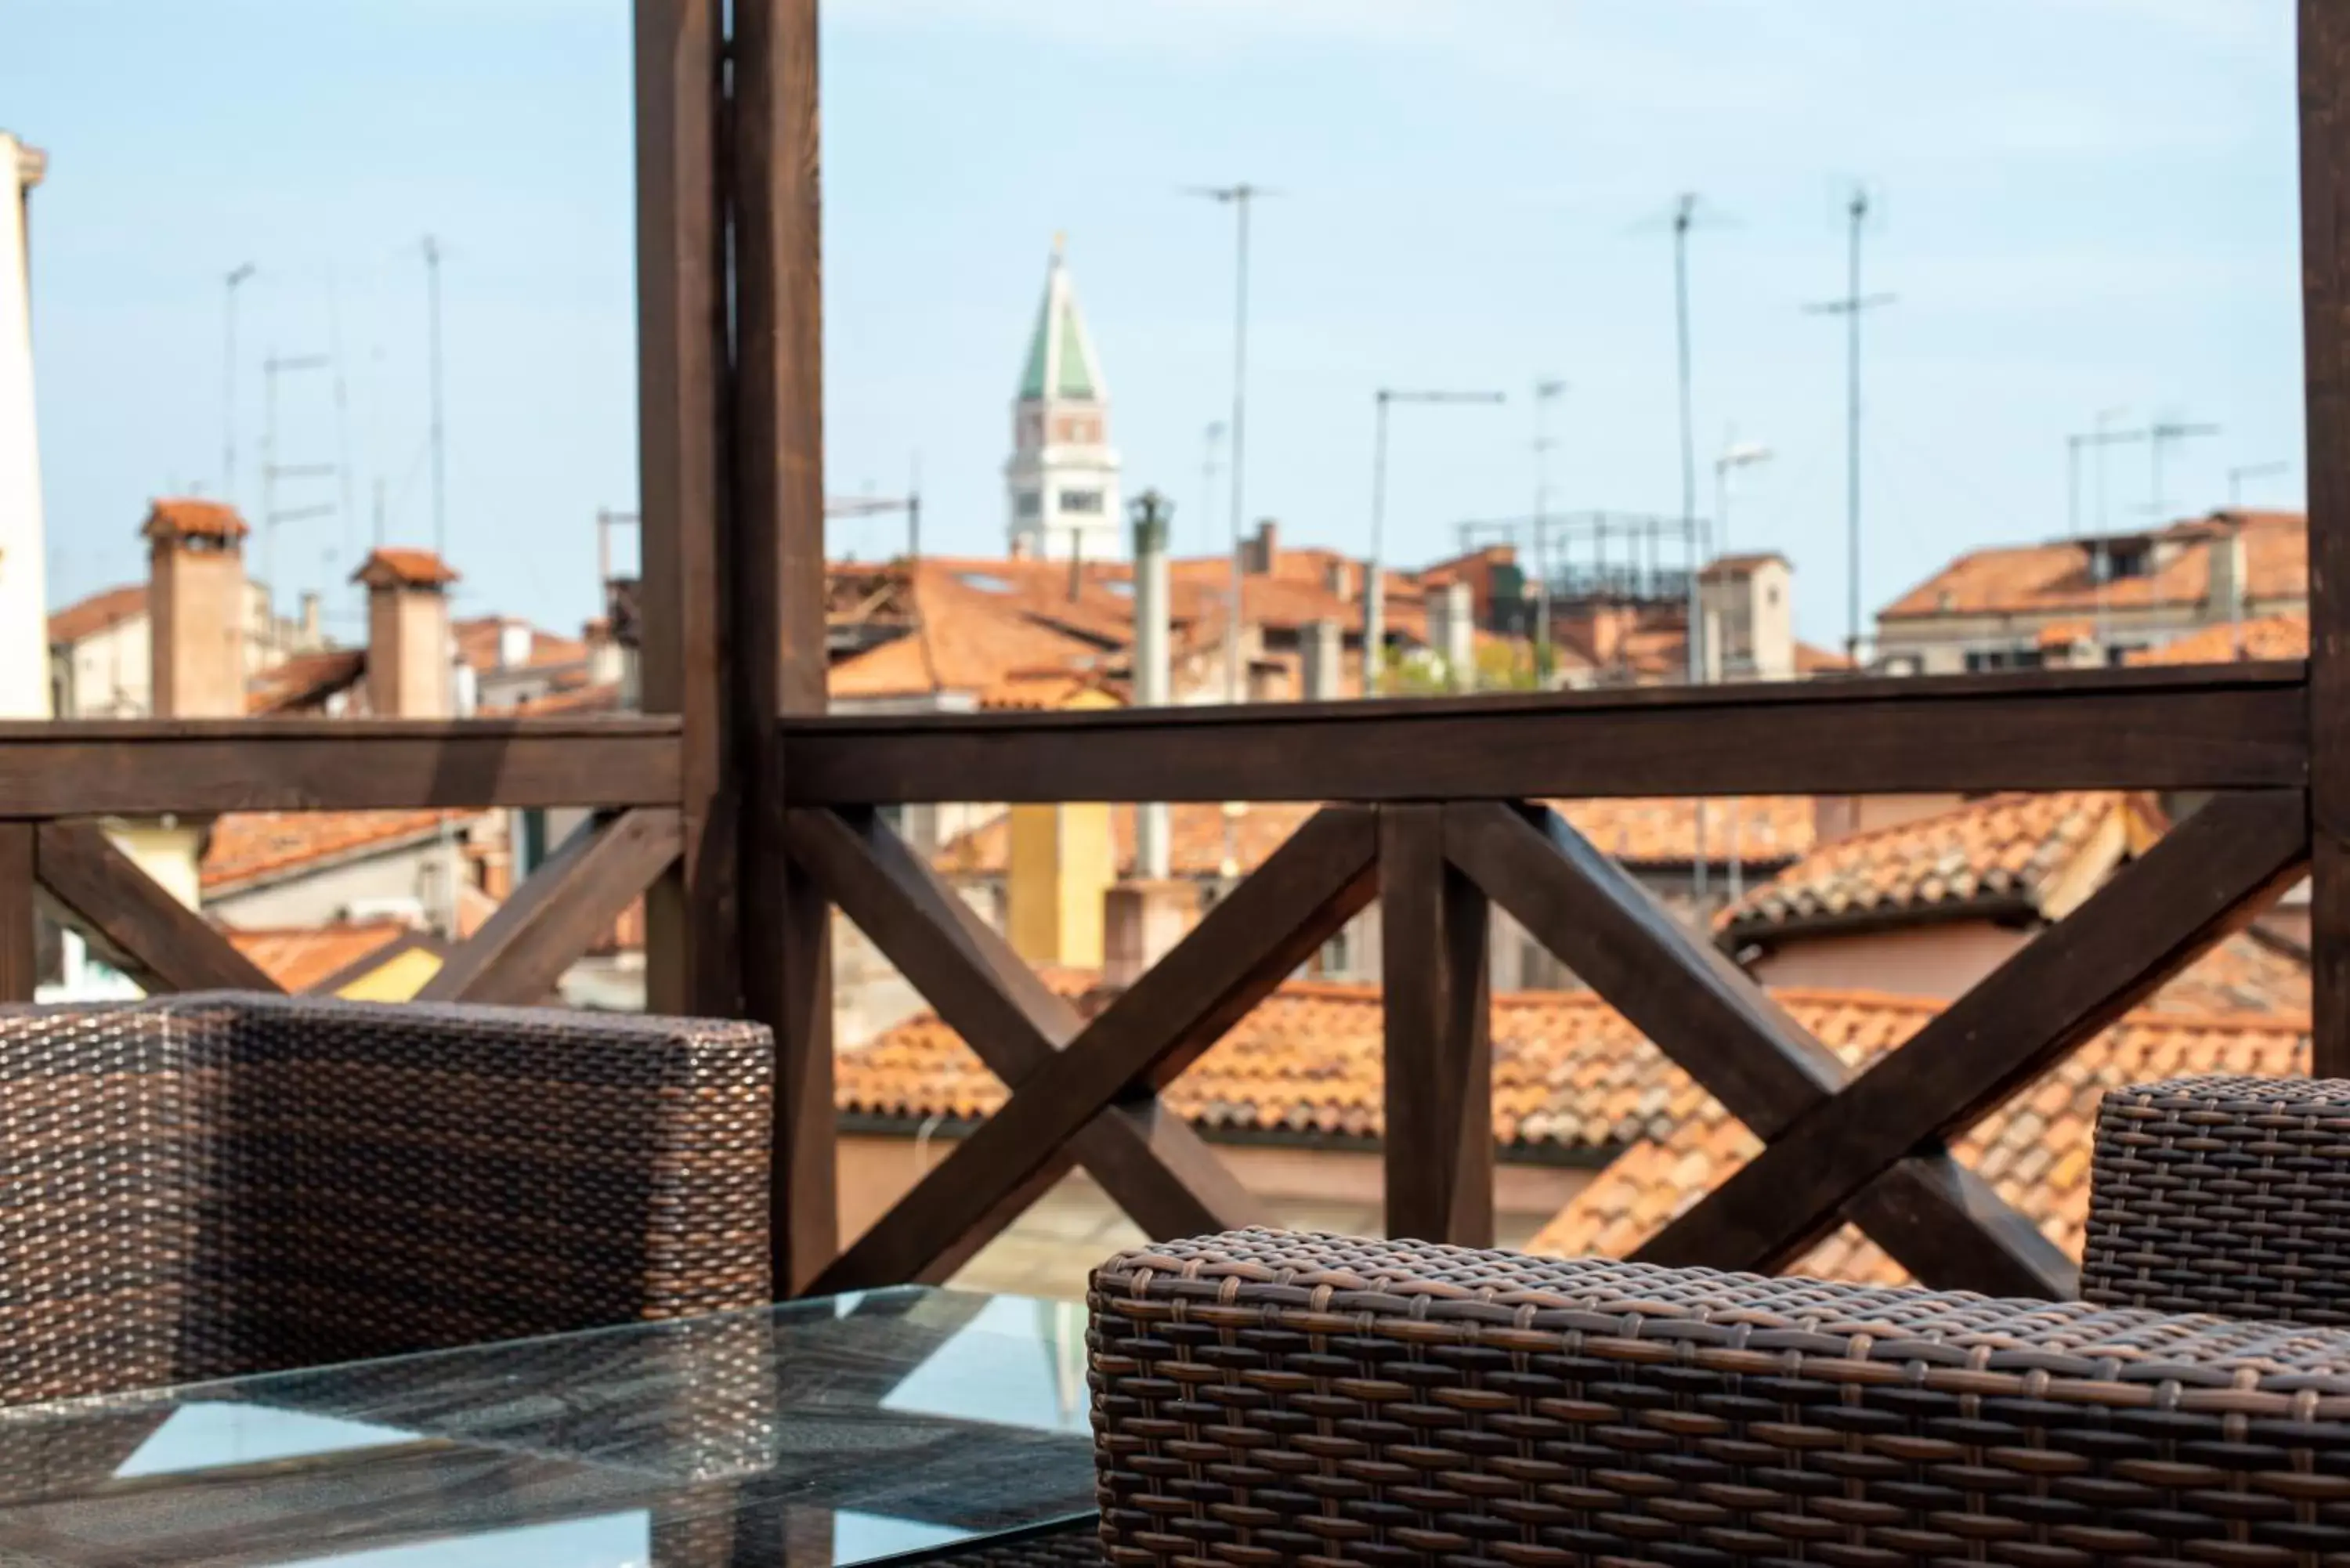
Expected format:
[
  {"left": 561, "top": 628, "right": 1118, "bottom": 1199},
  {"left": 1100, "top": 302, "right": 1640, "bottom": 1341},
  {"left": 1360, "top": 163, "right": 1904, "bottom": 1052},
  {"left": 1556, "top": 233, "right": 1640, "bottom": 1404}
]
[{"left": 1005, "top": 236, "right": 1121, "bottom": 559}]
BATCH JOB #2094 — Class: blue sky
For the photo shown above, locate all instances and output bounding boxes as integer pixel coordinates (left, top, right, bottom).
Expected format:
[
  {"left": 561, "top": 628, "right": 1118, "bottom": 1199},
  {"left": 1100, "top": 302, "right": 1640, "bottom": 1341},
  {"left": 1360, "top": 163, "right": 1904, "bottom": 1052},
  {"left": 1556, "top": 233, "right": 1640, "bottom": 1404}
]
[{"left": 4, "top": 0, "right": 2304, "bottom": 649}]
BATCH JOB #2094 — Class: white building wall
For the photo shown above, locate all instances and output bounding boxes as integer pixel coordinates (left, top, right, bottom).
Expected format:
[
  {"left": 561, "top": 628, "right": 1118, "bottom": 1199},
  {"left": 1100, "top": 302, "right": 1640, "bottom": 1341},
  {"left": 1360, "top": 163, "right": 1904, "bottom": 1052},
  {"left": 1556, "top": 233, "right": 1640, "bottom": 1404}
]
[{"left": 0, "top": 135, "right": 49, "bottom": 718}]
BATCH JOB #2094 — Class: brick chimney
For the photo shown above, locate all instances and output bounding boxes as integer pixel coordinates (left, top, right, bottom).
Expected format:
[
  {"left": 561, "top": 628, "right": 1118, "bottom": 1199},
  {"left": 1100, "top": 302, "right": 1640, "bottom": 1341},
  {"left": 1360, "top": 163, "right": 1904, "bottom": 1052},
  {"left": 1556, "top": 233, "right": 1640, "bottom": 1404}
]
[
  {"left": 353, "top": 547, "right": 458, "bottom": 718},
  {"left": 2206, "top": 518, "right": 2248, "bottom": 632},
  {"left": 1240, "top": 519, "right": 1281, "bottom": 575},
  {"left": 1301, "top": 617, "right": 1343, "bottom": 701},
  {"left": 143, "top": 498, "right": 251, "bottom": 717}
]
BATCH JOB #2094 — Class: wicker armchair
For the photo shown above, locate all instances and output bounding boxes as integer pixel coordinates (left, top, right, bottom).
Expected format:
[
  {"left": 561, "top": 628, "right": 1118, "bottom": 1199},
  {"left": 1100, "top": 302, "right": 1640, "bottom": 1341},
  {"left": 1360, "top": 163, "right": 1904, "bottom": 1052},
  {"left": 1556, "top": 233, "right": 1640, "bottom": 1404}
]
[
  {"left": 1089, "top": 1075, "right": 2350, "bottom": 1566},
  {"left": 0, "top": 992, "right": 772, "bottom": 1405}
]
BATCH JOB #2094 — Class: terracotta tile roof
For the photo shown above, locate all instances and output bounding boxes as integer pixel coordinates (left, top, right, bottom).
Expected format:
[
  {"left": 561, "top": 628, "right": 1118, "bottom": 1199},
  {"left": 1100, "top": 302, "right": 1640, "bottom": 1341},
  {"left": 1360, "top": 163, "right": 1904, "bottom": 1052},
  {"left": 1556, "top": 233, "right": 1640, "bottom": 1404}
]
[
  {"left": 1793, "top": 641, "right": 1856, "bottom": 674},
  {"left": 2139, "top": 930, "right": 2311, "bottom": 1016},
  {"left": 935, "top": 802, "right": 1321, "bottom": 880},
  {"left": 453, "top": 617, "right": 588, "bottom": 674},
  {"left": 47, "top": 583, "right": 147, "bottom": 647},
  {"left": 932, "top": 798, "right": 1814, "bottom": 883},
  {"left": 840, "top": 954, "right": 2308, "bottom": 1274},
  {"left": 1553, "top": 797, "right": 1816, "bottom": 868},
  {"left": 840, "top": 977, "right": 1674, "bottom": 1151},
  {"left": 141, "top": 497, "right": 249, "bottom": 542},
  {"left": 1720, "top": 791, "right": 2158, "bottom": 938},
  {"left": 1527, "top": 978, "right": 2311, "bottom": 1286},
  {"left": 2128, "top": 613, "right": 2308, "bottom": 665},
  {"left": 1878, "top": 511, "right": 2305, "bottom": 621},
  {"left": 500, "top": 681, "right": 624, "bottom": 717},
  {"left": 222, "top": 920, "right": 414, "bottom": 992},
  {"left": 1699, "top": 551, "right": 1789, "bottom": 579},
  {"left": 245, "top": 648, "right": 367, "bottom": 714},
  {"left": 202, "top": 809, "right": 479, "bottom": 893},
  {"left": 352, "top": 547, "right": 460, "bottom": 589},
  {"left": 828, "top": 565, "right": 1112, "bottom": 702}
]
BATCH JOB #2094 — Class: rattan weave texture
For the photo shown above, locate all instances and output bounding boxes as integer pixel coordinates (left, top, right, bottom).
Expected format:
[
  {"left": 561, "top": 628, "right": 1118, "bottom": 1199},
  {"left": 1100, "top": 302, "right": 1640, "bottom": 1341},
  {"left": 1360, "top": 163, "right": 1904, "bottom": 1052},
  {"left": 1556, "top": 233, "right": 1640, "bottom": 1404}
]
[
  {"left": 2085, "top": 1074, "right": 2350, "bottom": 1326},
  {"left": 0, "top": 993, "right": 772, "bottom": 1404},
  {"left": 1092, "top": 1228, "right": 2350, "bottom": 1568}
]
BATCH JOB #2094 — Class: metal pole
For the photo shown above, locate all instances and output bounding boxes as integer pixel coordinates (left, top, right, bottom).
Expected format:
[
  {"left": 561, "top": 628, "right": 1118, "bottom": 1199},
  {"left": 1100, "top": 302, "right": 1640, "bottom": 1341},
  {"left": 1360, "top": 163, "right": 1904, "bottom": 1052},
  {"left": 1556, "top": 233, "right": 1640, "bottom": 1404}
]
[
  {"left": 2067, "top": 435, "right": 2081, "bottom": 537},
  {"left": 222, "top": 264, "right": 254, "bottom": 511},
  {"left": 1534, "top": 379, "right": 1562, "bottom": 681},
  {"left": 262, "top": 349, "right": 277, "bottom": 616},
  {"left": 1225, "top": 193, "right": 1250, "bottom": 706},
  {"left": 1673, "top": 197, "right": 1697, "bottom": 581},
  {"left": 1843, "top": 192, "right": 1864, "bottom": 665},
  {"left": 423, "top": 233, "right": 454, "bottom": 937},
  {"left": 1672, "top": 198, "right": 1710, "bottom": 909},
  {"left": 425, "top": 235, "right": 446, "bottom": 560},
  {"left": 1366, "top": 391, "right": 1390, "bottom": 695}
]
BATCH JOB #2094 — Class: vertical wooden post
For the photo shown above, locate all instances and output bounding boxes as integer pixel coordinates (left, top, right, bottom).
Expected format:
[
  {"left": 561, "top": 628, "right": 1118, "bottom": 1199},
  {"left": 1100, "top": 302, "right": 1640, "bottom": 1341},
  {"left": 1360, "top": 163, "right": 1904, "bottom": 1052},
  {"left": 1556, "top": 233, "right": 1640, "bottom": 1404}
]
[
  {"left": 634, "top": 0, "right": 739, "bottom": 1022},
  {"left": 2304, "top": 0, "right": 2350, "bottom": 1078},
  {"left": 0, "top": 824, "right": 34, "bottom": 1003},
  {"left": 732, "top": 0, "right": 837, "bottom": 1292},
  {"left": 1379, "top": 804, "right": 1494, "bottom": 1245}
]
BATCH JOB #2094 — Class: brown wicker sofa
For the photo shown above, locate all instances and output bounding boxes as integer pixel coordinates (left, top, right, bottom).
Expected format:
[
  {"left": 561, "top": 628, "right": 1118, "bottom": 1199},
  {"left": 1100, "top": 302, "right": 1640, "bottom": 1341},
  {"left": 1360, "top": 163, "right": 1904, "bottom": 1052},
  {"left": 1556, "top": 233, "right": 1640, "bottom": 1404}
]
[
  {"left": 0, "top": 992, "right": 773, "bottom": 1405},
  {"left": 1089, "top": 1075, "right": 2350, "bottom": 1566}
]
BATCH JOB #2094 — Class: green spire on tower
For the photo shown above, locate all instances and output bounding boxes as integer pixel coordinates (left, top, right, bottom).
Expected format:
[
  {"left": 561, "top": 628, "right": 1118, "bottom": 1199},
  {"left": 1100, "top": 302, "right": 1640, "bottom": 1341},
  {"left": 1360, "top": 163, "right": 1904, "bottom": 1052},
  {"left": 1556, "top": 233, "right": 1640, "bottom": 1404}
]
[{"left": 1018, "top": 233, "right": 1104, "bottom": 403}]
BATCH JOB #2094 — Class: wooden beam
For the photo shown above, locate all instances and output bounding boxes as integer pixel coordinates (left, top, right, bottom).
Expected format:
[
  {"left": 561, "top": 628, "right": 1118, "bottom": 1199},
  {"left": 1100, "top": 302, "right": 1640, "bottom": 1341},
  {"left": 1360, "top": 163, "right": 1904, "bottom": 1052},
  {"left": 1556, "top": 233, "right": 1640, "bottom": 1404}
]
[
  {"left": 634, "top": 0, "right": 737, "bottom": 1024},
  {"left": 420, "top": 808, "right": 682, "bottom": 1005},
  {"left": 1638, "top": 789, "right": 2310, "bottom": 1277},
  {"left": 1843, "top": 1146, "right": 2082, "bottom": 1299},
  {"left": 808, "top": 807, "right": 1379, "bottom": 1293},
  {"left": 34, "top": 822, "right": 280, "bottom": 994},
  {"left": 1445, "top": 800, "right": 2074, "bottom": 1295},
  {"left": 732, "top": 0, "right": 835, "bottom": 1295},
  {"left": 780, "top": 665, "right": 2307, "bottom": 804},
  {"left": 1379, "top": 805, "right": 1493, "bottom": 1246},
  {"left": 785, "top": 807, "right": 1263, "bottom": 1249},
  {"left": 2303, "top": 0, "right": 2350, "bottom": 1078},
  {"left": 0, "top": 720, "right": 679, "bottom": 817},
  {"left": 1445, "top": 801, "right": 1842, "bottom": 1129},
  {"left": 0, "top": 823, "right": 32, "bottom": 1003}
]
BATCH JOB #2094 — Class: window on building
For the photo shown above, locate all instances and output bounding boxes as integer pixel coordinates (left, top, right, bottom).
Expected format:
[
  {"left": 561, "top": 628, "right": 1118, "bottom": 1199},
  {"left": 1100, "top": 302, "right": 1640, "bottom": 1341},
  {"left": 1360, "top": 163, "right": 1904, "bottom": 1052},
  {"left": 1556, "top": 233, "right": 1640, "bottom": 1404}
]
[
  {"left": 1963, "top": 647, "right": 2046, "bottom": 673},
  {"left": 1059, "top": 490, "right": 1104, "bottom": 515}
]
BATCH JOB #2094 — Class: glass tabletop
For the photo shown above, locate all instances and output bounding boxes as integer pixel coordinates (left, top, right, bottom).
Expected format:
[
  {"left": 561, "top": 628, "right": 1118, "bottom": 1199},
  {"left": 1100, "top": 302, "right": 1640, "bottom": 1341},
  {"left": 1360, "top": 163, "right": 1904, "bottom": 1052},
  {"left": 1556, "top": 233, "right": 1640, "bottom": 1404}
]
[{"left": 0, "top": 1288, "right": 1100, "bottom": 1568}]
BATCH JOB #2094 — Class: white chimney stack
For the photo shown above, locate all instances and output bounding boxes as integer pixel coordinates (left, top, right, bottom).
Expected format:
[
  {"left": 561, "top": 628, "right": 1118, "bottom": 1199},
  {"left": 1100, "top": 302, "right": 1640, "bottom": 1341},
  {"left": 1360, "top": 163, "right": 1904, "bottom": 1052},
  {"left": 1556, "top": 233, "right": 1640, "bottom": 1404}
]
[
  {"left": 1302, "top": 617, "right": 1342, "bottom": 702},
  {"left": 1430, "top": 580, "right": 1474, "bottom": 691},
  {"left": 2207, "top": 521, "right": 2248, "bottom": 639},
  {"left": 497, "top": 616, "right": 533, "bottom": 671},
  {"left": 1130, "top": 492, "right": 1172, "bottom": 880},
  {"left": 0, "top": 134, "right": 50, "bottom": 718}
]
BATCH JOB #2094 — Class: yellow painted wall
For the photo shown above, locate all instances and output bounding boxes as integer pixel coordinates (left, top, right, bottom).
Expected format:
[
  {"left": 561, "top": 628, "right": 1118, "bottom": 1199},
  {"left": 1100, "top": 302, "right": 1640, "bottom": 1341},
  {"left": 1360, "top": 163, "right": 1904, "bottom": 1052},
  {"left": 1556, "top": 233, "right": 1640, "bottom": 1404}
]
[
  {"left": 1007, "top": 802, "right": 1113, "bottom": 967},
  {"left": 1004, "top": 690, "right": 1118, "bottom": 969},
  {"left": 335, "top": 945, "right": 443, "bottom": 1002},
  {"left": 103, "top": 820, "right": 204, "bottom": 909}
]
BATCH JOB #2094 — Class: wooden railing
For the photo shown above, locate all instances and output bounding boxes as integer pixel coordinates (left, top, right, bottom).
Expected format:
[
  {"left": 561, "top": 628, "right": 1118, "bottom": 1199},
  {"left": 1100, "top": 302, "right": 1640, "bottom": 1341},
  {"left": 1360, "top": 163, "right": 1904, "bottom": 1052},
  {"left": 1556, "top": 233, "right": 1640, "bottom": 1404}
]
[
  {"left": 2, "top": 0, "right": 2345, "bottom": 1306},
  {"left": 772, "top": 667, "right": 2313, "bottom": 1300}
]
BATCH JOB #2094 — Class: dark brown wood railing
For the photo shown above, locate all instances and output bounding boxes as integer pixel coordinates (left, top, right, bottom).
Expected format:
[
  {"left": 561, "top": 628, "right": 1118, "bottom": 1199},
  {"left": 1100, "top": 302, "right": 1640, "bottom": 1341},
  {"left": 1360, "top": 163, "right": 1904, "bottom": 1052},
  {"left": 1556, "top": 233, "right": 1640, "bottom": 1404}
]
[{"left": 0, "top": 0, "right": 2342, "bottom": 1305}]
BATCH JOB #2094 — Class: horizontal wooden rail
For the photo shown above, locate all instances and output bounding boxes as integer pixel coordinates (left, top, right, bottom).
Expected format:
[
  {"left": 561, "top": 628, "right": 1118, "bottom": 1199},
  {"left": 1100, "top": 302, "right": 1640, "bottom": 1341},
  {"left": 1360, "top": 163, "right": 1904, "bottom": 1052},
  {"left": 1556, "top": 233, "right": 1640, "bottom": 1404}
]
[
  {"left": 780, "top": 663, "right": 2308, "bottom": 804},
  {"left": 0, "top": 717, "right": 682, "bottom": 815}
]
